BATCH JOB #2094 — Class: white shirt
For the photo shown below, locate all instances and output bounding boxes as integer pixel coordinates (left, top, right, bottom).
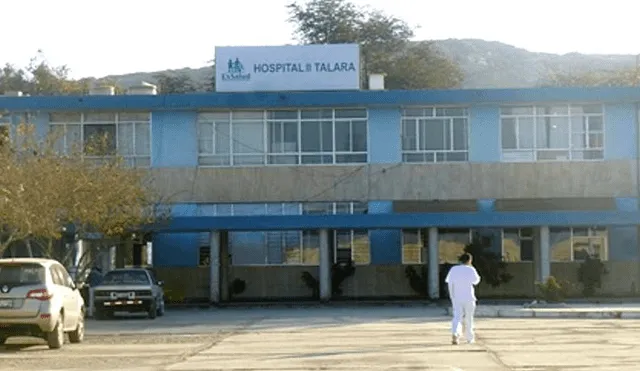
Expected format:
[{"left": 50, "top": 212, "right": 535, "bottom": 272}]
[{"left": 445, "top": 264, "right": 481, "bottom": 302}]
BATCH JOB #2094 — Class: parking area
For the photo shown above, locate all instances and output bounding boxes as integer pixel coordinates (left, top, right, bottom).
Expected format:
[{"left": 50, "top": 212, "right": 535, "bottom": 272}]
[{"left": 1, "top": 306, "right": 639, "bottom": 370}]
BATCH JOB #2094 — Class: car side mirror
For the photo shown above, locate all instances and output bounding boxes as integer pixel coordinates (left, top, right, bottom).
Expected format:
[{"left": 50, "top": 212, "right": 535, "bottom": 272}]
[{"left": 157, "top": 281, "right": 164, "bottom": 287}]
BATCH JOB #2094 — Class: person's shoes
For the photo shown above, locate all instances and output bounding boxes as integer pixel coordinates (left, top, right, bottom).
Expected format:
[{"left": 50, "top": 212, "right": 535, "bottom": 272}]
[
  {"left": 467, "top": 338, "right": 475, "bottom": 344},
  {"left": 451, "top": 335, "right": 460, "bottom": 345}
]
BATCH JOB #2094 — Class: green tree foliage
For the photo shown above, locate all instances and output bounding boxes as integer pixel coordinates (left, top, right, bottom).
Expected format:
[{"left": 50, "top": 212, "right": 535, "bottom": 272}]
[
  {"left": 0, "top": 122, "right": 163, "bottom": 257},
  {"left": 542, "top": 68, "right": 639, "bottom": 87},
  {"left": 287, "top": 0, "right": 463, "bottom": 89},
  {"left": 0, "top": 50, "right": 93, "bottom": 95},
  {"left": 153, "top": 72, "right": 199, "bottom": 94}
]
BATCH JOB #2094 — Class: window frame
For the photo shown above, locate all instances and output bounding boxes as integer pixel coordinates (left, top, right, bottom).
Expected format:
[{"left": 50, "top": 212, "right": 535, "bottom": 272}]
[
  {"left": 501, "top": 228, "right": 534, "bottom": 262},
  {"left": 48, "top": 112, "right": 152, "bottom": 168},
  {"left": 550, "top": 226, "right": 608, "bottom": 262},
  {"left": 197, "top": 108, "right": 369, "bottom": 167},
  {"left": 400, "top": 106, "right": 470, "bottom": 163},
  {"left": 499, "top": 104, "right": 605, "bottom": 162}
]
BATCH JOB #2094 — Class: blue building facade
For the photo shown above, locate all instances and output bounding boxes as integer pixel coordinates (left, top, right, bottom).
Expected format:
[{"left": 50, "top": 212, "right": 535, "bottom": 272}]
[{"left": 2, "top": 86, "right": 640, "bottom": 299}]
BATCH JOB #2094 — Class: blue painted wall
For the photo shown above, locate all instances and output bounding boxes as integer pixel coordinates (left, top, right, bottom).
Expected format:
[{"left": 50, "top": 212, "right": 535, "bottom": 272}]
[
  {"left": 152, "top": 203, "right": 200, "bottom": 267},
  {"left": 368, "top": 108, "right": 401, "bottom": 163},
  {"left": 151, "top": 111, "right": 198, "bottom": 167},
  {"left": 610, "top": 197, "right": 640, "bottom": 261},
  {"left": 367, "top": 201, "right": 401, "bottom": 264},
  {"left": 468, "top": 106, "right": 501, "bottom": 162},
  {"left": 604, "top": 103, "right": 637, "bottom": 160}
]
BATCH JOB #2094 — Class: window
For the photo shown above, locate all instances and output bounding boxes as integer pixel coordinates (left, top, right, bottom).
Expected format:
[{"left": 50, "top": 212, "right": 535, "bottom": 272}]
[
  {"left": 502, "top": 228, "right": 534, "bottom": 262},
  {"left": 402, "top": 229, "right": 424, "bottom": 264},
  {"left": 198, "top": 246, "right": 211, "bottom": 267},
  {"left": 500, "top": 104, "right": 604, "bottom": 162},
  {"left": 550, "top": 227, "right": 608, "bottom": 261},
  {"left": 204, "top": 201, "right": 370, "bottom": 266},
  {"left": 401, "top": 107, "right": 469, "bottom": 163},
  {"left": 197, "top": 108, "right": 368, "bottom": 166},
  {"left": 49, "top": 112, "right": 151, "bottom": 167}
]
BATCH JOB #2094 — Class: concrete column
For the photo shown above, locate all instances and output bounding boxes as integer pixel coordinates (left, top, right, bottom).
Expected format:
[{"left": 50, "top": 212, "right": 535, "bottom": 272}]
[
  {"left": 539, "top": 226, "right": 551, "bottom": 282},
  {"left": 146, "top": 242, "right": 153, "bottom": 266},
  {"left": 428, "top": 227, "right": 439, "bottom": 299},
  {"left": 319, "top": 229, "right": 332, "bottom": 302},
  {"left": 209, "top": 231, "right": 221, "bottom": 305},
  {"left": 74, "top": 240, "right": 84, "bottom": 267},
  {"left": 107, "top": 246, "right": 116, "bottom": 271}
]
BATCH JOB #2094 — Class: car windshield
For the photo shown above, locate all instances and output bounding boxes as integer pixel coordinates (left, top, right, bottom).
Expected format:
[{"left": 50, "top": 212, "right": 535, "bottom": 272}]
[
  {"left": 0, "top": 263, "right": 46, "bottom": 286},
  {"left": 101, "top": 271, "right": 150, "bottom": 285}
]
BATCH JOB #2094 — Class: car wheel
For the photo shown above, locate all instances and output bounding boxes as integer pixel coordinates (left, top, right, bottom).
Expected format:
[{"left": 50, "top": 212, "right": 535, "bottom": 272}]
[
  {"left": 147, "top": 301, "right": 157, "bottom": 320},
  {"left": 47, "top": 315, "right": 65, "bottom": 349},
  {"left": 156, "top": 298, "right": 165, "bottom": 317},
  {"left": 69, "top": 310, "right": 85, "bottom": 344}
]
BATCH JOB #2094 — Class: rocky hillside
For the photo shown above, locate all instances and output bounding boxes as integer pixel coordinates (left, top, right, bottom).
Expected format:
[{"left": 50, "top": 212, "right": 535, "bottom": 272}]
[{"left": 97, "top": 39, "right": 638, "bottom": 89}]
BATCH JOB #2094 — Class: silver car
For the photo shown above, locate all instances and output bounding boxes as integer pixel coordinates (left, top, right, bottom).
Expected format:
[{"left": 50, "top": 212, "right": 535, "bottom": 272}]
[
  {"left": 0, "top": 258, "right": 85, "bottom": 349},
  {"left": 93, "top": 268, "right": 165, "bottom": 319}
]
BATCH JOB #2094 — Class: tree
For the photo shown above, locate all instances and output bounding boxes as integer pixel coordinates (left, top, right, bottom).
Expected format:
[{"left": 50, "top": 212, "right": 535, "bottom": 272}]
[
  {"left": 0, "top": 50, "right": 92, "bottom": 96},
  {"left": 287, "top": 0, "right": 463, "bottom": 89},
  {"left": 0, "top": 122, "right": 163, "bottom": 261},
  {"left": 153, "top": 72, "right": 198, "bottom": 94},
  {"left": 541, "top": 68, "right": 639, "bottom": 87}
]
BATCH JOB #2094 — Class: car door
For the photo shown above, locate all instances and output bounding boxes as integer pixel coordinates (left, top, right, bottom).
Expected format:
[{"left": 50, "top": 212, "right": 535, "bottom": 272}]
[
  {"left": 58, "top": 265, "right": 81, "bottom": 323},
  {"left": 51, "top": 265, "right": 77, "bottom": 329},
  {"left": 146, "top": 270, "right": 161, "bottom": 303}
]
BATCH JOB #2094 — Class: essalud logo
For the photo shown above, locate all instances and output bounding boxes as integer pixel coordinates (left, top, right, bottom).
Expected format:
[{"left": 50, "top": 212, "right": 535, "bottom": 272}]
[{"left": 221, "top": 57, "right": 251, "bottom": 82}]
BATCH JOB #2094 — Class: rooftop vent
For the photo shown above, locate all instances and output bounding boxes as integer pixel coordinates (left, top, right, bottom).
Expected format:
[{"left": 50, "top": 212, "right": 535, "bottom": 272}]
[
  {"left": 2, "top": 91, "right": 23, "bottom": 97},
  {"left": 89, "top": 86, "right": 115, "bottom": 96},
  {"left": 127, "top": 81, "right": 157, "bottom": 95},
  {"left": 368, "top": 74, "right": 386, "bottom": 90}
]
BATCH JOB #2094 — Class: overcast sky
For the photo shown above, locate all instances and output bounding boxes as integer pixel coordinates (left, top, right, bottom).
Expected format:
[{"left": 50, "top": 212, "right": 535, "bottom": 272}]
[{"left": 2, "top": 0, "right": 637, "bottom": 78}]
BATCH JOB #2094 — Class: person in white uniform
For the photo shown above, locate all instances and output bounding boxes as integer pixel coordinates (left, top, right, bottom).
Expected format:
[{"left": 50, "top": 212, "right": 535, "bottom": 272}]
[{"left": 445, "top": 253, "right": 481, "bottom": 345}]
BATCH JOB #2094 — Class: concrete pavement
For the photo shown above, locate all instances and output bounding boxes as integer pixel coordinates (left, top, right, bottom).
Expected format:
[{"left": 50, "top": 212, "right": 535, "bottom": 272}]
[{"left": 2, "top": 306, "right": 640, "bottom": 370}]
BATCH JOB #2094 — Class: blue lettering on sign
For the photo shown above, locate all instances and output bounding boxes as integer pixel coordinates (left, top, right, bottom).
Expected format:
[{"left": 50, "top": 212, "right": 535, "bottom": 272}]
[
  {"left": 221, "top": 57, "right": 251, "bottom": 81},
  {"left": 252, "top": 61, "right": 357, "bottom": 74}
]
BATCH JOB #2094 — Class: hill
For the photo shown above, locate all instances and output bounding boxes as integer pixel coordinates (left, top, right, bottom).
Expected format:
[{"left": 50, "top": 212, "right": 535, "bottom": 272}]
[{"left": 95, "top": 39, "right": 638, "bottom": 90}]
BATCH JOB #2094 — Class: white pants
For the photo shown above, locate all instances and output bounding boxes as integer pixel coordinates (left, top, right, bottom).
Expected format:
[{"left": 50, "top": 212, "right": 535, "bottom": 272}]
[{"left": 451, "top": 300, "right": 476, "bottom": 342}]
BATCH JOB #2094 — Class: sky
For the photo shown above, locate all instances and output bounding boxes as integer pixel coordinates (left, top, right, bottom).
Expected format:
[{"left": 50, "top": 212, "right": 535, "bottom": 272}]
[{"left": 2, "top": 0, "right": 638, "bottom": 79}]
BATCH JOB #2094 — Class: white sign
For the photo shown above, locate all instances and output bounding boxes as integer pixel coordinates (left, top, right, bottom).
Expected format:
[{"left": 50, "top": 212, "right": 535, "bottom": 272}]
[{"left": 215, "top": 44, "right": 360, "bottom": 92}]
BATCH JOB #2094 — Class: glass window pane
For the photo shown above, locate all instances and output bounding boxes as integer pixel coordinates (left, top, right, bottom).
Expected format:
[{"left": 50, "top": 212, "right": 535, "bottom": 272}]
[
  {"left": 536, "top": 105, "right": 568, "bottom": 115},
  {"left": 301, "top": 121, "right": 320, "bottom": 152},
  {"left": 351, "top": 120, "right": 367, "bottom": 152},
  {"left": 267, "top": 110, "right": 298, "bottom": 120},
  {"left": 322, "top": 121, "right": 333, "bottom": 151},
  {"left": 335, "top": 108, "right": 367, "bottom": 119},
  {"left": 118, "top": 123, "right": 134, "bottom": 155},
  {"left": 502, "top": 230, "right": 520, "bottom": 262},
  {"left": 402, "top": 119, "right": 417, "bottom": 151},
  {"left": 215, "top": 122, "right": 230, "bottom": 154},
  {"left": 502, "top": 106, "right": 533, "bottom": 115},
  {"left": 66, "top": 124, "right": 82, "bottom": 152},
  {"left": 233, "top": 122, "right": 263, "bottom": 153},
  {"left": 423, "top": 119, "right": 445, "bottom": 150},
  {"left": 536, "top": 117, "right": 569, "bottom": 149},
  {"left": 501, "top": 118, "right": 517, "bottom": 149},
  {"left": 232, "top": 111, "right": 263, "bottom": 120},
  {"left": 119, "top": 112, "right": 150, "bottom": 122},
  {"left": 588, "top": 116, "right": 603, "bottom": 132},
  {"left": 283, "top": 122, "right": 298, "bottom": 152},
  {"left": 550, "top": 228, "right": 571, "bottom": 261},
  {"left": 301, "top": 109, "right": 333, "bottom": 120},
  {"left": 335, "top": 121, "right": 351, "bottom": 151},
  {"left": 518, "top": 117, "right": 534, "bottom": 149},
  {"left": 85, "top": 112, "right": 116, "bottom": 123},
  {"left": 302, "top": 231, "right": 320, "bottom": 264},
  {"left": 134, "top": 123, "right": 150, "bottom": 156},
  {"left": 50, "top": 112, "right": 81, "bottom": 123},
  {"left": 84, "top": 124, "right": 116, "bottom": 155},
  {"left": 588, "top": 133, "right": 603, "bottom": 148},
  {"left": 572, "top": 133, "right": 586, "bottom": 149},
  {"left": 268, "top": 122, "right": 281, "bottom": 153},
  {"left": 571, "top": 116, "right": 587, "bottom": 133},
  {"left": 452, "top": 118, "right": 467, "bottom": 150}
]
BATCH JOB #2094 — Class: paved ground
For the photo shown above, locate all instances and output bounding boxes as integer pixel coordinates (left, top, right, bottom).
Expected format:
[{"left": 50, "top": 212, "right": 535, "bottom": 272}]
[{"left": 1, "top": 307, "right": 640, "bottom": 370}]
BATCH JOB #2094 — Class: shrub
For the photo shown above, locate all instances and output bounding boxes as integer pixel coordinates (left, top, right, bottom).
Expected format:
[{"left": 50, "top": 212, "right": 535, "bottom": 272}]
[
  {"left": 578, "top": 255, "right": 608, "bottom": 297},
  {"left": 535, "top": 276, "right": 565, "bottom": 302}
]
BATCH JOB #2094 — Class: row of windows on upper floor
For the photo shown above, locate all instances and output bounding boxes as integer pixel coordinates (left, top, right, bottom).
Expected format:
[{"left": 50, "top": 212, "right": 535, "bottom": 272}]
[{"left": 0, "top": 103, "right": 607, "bottom": 167}]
